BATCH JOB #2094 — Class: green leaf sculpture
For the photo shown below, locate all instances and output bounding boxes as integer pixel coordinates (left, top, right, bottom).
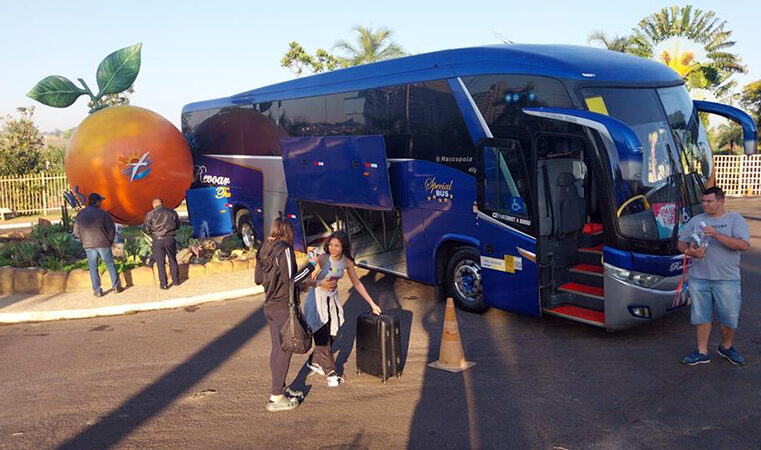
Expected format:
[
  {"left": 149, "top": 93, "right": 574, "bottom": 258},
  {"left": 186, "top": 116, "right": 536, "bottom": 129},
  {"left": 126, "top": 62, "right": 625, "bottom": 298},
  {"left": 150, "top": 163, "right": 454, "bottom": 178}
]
[
  {"left": 27, "top": 43, "right": 142, "bottom": 114},
  {"left": 96, "top": 43, "right": 142, "bottom": 97},
  {"left": 27, "top": 75, "right": 87, "bottom": 108}
]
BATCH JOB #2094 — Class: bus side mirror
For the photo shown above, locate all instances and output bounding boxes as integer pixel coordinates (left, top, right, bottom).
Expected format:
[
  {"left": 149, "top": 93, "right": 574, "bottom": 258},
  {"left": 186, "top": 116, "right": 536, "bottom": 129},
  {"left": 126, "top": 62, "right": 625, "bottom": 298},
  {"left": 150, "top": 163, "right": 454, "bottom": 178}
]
[{"left": 694, "top": 100, "right": 758, "bottom": 155}]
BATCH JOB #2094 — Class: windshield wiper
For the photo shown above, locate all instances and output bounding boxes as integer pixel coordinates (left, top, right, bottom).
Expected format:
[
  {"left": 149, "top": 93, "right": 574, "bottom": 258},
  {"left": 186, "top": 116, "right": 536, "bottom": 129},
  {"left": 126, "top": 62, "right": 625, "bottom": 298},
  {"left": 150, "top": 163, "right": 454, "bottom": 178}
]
[
  {"left": 665, "top": 143, "right": 687, "bottom": 250},
  {"left": 672, "top": 131, "right": 706, "bottom": 193}
]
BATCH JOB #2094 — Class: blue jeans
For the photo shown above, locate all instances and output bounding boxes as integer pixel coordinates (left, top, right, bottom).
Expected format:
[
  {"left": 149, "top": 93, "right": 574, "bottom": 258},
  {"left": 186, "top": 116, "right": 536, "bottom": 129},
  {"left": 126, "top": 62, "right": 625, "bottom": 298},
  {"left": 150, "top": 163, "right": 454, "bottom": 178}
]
[
  {"left": 688, "top": 278, "right": 742, "bottom": 328},
  {"left": 85, "top": 247, "right": 119, "bottom": 294}
]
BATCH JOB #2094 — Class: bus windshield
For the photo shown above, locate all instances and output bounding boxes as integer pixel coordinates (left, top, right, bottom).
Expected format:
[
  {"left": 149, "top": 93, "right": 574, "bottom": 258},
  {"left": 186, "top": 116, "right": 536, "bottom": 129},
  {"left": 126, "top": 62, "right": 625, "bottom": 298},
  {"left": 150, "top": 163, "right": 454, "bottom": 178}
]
[{"left": 582, "top": 86, "right": 710, "bottom": 241}]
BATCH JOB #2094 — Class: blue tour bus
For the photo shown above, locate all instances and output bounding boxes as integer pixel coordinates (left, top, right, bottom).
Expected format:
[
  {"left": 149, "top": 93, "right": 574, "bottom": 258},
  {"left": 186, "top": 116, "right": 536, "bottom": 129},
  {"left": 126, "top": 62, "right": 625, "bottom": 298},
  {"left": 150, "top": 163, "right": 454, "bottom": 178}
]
[{"left": 182, "top": 44, "right": 757, "bottom": 329}]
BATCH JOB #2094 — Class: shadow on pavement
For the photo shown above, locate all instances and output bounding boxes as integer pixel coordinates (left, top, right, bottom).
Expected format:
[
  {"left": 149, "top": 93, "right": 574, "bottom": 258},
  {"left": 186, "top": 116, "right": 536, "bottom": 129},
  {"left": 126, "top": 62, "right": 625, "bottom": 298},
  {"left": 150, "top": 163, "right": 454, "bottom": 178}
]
[
  {"left": 407, "top": 238, "right": 761, "bottom": 447},
  {"left": 58, "top": 305, "right": 267, "bottom": 449}
]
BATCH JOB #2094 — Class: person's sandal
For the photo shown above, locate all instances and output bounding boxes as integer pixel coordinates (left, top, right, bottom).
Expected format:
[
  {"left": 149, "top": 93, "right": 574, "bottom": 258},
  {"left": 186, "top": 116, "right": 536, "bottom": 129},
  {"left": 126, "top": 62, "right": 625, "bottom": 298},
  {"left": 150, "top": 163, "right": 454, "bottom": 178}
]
[{"left": 265, "top": 395, "right": 299, "bottom": 412}]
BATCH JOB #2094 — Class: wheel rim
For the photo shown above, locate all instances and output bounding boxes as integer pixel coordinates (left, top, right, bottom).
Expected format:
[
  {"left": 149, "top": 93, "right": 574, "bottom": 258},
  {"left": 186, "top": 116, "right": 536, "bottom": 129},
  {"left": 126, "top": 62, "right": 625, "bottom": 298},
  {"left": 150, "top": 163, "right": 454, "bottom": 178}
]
[
  {"left": 240, "top": 223, "right": 255, "bottom": 248},
  {"left": 454, "top": 259, "right": 482, "bottom": 305}
]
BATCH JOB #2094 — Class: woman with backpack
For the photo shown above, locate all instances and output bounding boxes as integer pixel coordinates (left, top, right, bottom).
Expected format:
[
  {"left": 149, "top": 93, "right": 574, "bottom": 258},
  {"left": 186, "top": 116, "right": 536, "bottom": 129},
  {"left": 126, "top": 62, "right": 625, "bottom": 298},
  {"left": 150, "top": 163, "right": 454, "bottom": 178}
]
[{"left": 254, "top": 217, "right": 336, "bottom": 412}]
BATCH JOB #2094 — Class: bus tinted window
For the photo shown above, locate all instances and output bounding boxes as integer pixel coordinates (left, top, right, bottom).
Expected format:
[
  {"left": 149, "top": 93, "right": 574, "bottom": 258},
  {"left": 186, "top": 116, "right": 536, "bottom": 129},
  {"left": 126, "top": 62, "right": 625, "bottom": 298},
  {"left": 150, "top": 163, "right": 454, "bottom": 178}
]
[
  {"left": 408, "top": 80, "right": 476, "bottom": 172},
  {"left": 325, "top": 92, "right": 365, "bottom": 135},
  {"left": 463, "top": 75, "right": 572, "bottom": 135},
  {"left": 280, "top": 96, "right": 327, "bottom": 136}
]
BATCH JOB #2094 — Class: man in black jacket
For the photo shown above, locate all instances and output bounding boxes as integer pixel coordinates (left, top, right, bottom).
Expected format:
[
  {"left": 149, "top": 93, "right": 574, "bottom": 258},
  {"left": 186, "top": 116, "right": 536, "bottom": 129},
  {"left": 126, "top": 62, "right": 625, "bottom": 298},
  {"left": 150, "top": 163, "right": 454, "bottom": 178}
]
[
  {"left": 73, "top": 192, "right": 121, "bottom": 297},
  {"left": 143, "top": 198, "right": 180, "bottom": 289}
]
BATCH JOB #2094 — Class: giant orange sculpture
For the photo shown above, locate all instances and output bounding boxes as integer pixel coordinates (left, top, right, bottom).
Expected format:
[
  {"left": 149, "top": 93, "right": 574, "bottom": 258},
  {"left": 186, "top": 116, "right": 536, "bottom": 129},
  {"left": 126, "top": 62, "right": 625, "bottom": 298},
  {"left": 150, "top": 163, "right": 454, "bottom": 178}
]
[{"left": 28, "top": 43, "right": 193, "bottom": 224}]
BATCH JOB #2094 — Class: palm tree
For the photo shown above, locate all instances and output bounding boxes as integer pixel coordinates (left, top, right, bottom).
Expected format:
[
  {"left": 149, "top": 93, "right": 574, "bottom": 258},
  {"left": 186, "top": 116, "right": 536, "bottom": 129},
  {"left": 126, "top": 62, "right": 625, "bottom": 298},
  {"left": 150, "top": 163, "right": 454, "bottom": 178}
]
[
  {"left": 333, "top": 26, "right": 407, "bottom": 66},
  {"left": 631, "top": 5, "right": 746, "bottom": 96},
  {"left": 714, "top": 122, "right": 743, "bottom": 154},
  {"left": 587, "top": 31, "right": 638, "bottom": 54}
]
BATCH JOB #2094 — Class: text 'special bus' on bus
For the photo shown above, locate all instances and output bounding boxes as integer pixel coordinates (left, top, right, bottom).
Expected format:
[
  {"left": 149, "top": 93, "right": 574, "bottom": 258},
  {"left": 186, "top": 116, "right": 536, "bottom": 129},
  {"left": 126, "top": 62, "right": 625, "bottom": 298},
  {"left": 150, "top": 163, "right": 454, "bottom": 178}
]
[{"left": 182, "top": 45, "right": 757, "bottom": 330}]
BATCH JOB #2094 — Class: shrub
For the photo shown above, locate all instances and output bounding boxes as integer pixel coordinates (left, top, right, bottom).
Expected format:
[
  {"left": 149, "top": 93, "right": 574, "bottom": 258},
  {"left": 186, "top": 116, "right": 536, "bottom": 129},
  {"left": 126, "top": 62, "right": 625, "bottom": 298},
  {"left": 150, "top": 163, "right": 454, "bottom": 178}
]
[
  {"left": 176, "top": 224, "right": 194, "bottom": 249},
  {"left": 220, "top": 234, "right": 244, "bottom": 254},
  {"left": 11, "top": 241, "right": 42, "bottom": 267}
]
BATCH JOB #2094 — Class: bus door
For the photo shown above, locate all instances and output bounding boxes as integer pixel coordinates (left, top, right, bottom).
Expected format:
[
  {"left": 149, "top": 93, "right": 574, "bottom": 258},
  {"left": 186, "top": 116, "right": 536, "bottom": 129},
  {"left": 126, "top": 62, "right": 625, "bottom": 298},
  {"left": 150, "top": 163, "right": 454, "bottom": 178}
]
[{"left": 476, "top": 138, "right": 540, "bottom": 316}]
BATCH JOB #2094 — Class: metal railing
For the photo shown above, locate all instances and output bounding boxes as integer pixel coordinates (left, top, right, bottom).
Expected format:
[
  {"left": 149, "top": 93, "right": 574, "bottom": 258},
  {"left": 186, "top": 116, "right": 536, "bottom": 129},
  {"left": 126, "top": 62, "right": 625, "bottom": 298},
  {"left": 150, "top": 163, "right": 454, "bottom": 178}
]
[
  {"left": 0, "top": 173, "right": 68, "bottom": 216},
  {"left": 713, "top": 155, "right": 761, "bottom": 196}
]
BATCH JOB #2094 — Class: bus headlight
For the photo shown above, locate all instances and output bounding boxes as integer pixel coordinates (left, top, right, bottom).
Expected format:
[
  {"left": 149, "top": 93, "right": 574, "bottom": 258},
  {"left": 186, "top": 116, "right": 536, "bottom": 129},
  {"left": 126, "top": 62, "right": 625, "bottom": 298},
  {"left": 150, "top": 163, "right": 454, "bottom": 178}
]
[{"left": 604, "top": 263, "right": 664, "bottom": 288}]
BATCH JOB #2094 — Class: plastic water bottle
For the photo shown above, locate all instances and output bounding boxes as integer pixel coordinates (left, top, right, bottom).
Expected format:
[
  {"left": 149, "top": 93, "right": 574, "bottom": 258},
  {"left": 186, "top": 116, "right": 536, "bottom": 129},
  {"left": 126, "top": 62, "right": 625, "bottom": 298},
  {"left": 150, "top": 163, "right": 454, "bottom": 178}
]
[{"left": 692, "top": 221, "right": 709, "bottom": 249}]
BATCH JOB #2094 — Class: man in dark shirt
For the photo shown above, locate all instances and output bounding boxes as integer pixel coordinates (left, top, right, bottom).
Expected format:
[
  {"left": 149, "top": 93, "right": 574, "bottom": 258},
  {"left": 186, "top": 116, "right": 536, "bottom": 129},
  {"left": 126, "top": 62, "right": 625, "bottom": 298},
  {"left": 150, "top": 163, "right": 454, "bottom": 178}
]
[
  {"left": 73, "top": 193, "right": 121, "bottom": 297},
  {"left": 143, "top": 198, "right": 181, "bottom": 289}
]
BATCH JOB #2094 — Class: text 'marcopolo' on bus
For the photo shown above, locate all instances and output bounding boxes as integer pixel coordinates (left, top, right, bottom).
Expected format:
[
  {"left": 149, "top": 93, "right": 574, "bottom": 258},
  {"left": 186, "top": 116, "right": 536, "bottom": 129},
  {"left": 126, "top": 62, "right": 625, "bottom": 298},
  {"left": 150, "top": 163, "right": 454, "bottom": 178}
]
[{"left": 181, "top": 44, "right": 757, "bottom": 330}]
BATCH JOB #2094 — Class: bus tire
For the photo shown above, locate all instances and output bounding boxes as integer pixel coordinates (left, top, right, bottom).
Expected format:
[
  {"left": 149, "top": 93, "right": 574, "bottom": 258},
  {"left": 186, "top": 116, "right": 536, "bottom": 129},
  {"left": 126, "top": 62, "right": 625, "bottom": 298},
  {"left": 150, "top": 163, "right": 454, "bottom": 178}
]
[
  {"left": 446, "top": 247, "right": 488, "bottom": 313},
  {"left": 236, "top": 212, "right": 257, "bottom": 249}
]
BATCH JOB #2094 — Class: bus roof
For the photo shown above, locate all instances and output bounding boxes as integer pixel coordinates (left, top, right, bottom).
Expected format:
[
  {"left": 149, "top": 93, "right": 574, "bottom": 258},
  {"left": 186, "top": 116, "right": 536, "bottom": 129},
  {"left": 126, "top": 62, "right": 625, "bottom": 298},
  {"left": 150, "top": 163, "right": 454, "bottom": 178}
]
[{"left": 183, "top": 44, "right": 682, "bottom": 113}]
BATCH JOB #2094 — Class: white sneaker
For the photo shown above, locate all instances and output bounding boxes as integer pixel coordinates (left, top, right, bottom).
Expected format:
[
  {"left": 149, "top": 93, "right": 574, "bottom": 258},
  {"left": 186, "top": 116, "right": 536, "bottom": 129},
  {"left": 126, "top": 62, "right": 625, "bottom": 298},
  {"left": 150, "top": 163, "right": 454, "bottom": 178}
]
[
  {"left": 327, "top": 372, "right": 342, "bottom": 387},
  {"left": 307, "top": 361, "right": 325, "bottom": 376}
]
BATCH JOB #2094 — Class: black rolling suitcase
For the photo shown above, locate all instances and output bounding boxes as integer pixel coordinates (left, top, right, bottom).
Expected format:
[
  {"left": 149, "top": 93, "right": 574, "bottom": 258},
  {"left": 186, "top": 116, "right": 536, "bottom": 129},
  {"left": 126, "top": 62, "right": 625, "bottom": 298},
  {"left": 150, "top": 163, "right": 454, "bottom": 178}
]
[{"left": 355, "top": 312, "right": 402, "bottom": 382}]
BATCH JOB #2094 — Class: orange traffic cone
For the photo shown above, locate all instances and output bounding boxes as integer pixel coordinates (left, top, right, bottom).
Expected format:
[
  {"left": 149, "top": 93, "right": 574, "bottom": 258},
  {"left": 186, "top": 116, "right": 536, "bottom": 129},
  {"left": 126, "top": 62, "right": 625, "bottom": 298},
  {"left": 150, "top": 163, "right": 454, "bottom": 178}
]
[{"left": 428, "top": 297, "right": 475, "bottom": 373}]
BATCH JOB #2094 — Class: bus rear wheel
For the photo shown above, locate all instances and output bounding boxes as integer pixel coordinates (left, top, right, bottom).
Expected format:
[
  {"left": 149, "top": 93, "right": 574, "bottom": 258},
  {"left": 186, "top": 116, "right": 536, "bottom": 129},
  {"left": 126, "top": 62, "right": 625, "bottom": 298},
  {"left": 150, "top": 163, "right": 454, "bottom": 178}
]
[
  {"left": 236, "top": 213, "right": 257, "bottom": 249},
  {"left": 446, "top": 247, "right": 488, "bottom": 313}
]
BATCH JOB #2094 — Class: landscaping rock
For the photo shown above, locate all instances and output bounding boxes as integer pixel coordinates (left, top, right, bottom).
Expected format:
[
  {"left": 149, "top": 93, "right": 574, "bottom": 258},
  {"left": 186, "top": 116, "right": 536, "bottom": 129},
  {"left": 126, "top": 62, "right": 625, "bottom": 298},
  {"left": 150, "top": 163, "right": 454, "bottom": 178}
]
[
  {"left": 38, "top": 218, "right": 53, "bottom": 227},
  {"left": 1, "top": 266, "right": 15, "bottom": 294},
  {"left": 231, "top": 259, "right": 250, "bottom": 272},
  {"left": 205, "top": 260, "right": 233, "bottom": 275},
  {"left": 66, "top": 269, "right": 96, "bottom": 291},
  {"left": 130, "top": 266, "right": 155, "bottom": 287},
  {"left": 179, "top": 263, "right": 189, "bottom": 281},
  {"left": 177, "top": 248, "right": 194, "bottom": 264},
  {"left": 13, "top": 267, "right": 46, "bottom": 294},
  {"left": 42, "top": 271, "right": 68, "bottom": 294},
  {"left": 188, "top": 264, "right": 206, "bottom": 279},
  {"left": 152, "top": 263, "right": 169, "bottom": 284},
  {"left": 150, "top": 263, "right": 190, "bottom": 283},
  {"left": 119, "top": 269, "right": 134, "bottom": 287}
]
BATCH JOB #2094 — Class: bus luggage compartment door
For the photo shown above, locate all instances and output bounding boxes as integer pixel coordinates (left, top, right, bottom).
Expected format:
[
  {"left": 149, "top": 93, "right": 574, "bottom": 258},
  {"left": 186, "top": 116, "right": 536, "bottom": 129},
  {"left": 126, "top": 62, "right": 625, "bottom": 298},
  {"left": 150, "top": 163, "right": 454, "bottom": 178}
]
[
  {"left": 185, "top": 186, "right": 234, "bottom": 238},
  {"left": 280, "top": 136, "right": 393, "bottom": 210}
]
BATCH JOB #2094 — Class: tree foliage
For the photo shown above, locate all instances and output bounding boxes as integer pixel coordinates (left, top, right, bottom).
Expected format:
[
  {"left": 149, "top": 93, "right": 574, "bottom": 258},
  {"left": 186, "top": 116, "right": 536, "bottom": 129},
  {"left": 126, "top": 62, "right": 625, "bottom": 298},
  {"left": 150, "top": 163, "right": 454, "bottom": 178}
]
[
  {"left": 588, "top": 6, "right": 745, "bottom": 97},
  {"left": 739, "top": 80, "right": 761, "bottom": 125},
  {"left": 630, "top": 5, "right": 745, "bottom": 96},
  {"left": 281, "top": 26, "right": 407, "bottom": 77},
  {"left": 0, "top": 106, "right": 46, "bottom": 176},
  {"left": 713, "top": 122, "right": 743, "bottom": 154},
  {"left": 587, "top": 31, "right": 639, "bottom": 54},
  {"left": 334, "top": 26, "right": 407, "bottom": 66},
  {"left": 87, "top": 85, "right": 134, "bottom": 109},
  {"left": 280, "top": 42, "right": 347, "bottom": 77}
]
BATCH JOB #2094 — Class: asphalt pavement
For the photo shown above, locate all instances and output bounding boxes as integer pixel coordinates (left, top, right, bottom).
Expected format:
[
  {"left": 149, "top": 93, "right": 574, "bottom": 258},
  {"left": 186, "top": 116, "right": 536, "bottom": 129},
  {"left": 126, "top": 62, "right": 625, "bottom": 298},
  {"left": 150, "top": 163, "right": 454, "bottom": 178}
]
[{"left": 0, "top": 198, "right": 759, "bottom": 448}]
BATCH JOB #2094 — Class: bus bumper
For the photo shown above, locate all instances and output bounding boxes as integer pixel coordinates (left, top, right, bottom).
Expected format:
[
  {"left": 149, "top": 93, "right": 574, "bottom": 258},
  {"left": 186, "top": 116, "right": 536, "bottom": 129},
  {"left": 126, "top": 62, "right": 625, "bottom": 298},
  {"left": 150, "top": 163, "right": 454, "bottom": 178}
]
[{"left": 603, "top": 272, "right": 687, "bottom": 330}]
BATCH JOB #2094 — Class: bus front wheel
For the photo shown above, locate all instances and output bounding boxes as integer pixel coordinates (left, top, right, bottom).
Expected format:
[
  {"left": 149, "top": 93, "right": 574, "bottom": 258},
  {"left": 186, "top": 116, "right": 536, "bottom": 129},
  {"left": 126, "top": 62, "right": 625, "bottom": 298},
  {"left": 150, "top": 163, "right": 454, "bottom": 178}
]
[
  {"left": 446, "top": 247, "right": 488, "bottom": 313},
  {"left": 236, "top": 213, "right": 258, "bottom": 249}
]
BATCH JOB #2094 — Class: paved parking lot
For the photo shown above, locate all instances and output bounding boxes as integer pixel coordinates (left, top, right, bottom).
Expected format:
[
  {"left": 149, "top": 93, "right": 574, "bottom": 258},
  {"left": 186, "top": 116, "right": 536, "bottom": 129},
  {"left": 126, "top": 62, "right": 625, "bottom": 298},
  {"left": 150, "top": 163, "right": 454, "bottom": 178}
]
[{"left": 0, "top": 198, "right": 759, "bottom": 448}]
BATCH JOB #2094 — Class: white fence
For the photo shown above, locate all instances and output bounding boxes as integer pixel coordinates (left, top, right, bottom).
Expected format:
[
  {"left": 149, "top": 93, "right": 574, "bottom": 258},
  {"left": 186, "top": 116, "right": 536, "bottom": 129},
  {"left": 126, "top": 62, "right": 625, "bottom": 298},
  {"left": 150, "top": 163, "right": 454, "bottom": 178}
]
[
  {"left": 0, "top": 173, "right": 69, "bottom": 217},
  {"left": 713, "top": 155, "right": 761, "bottom": 196}
]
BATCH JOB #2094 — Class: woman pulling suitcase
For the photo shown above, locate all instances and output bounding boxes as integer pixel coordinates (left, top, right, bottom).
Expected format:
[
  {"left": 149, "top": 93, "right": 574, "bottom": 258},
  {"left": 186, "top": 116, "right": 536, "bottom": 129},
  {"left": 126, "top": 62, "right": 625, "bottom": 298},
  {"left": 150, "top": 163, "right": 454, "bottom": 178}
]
[{"left": 304, "top": 230, "right": 382, "bottom": 387}]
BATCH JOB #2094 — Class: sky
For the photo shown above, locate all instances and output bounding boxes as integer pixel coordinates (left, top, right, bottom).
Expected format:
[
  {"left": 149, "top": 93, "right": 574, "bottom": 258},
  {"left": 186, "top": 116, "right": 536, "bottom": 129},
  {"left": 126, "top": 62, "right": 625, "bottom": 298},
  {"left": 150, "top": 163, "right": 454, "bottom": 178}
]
[{"left": 1, "top": 0, "right": 760, "bottom": 132}]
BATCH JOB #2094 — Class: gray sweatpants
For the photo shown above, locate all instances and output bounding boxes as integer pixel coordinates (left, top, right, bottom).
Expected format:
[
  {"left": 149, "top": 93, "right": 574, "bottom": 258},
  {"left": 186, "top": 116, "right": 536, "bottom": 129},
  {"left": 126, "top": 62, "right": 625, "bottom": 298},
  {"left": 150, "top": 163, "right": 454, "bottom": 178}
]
[{"left": 265, "top": 306, "right": 291, "bottom": 395}]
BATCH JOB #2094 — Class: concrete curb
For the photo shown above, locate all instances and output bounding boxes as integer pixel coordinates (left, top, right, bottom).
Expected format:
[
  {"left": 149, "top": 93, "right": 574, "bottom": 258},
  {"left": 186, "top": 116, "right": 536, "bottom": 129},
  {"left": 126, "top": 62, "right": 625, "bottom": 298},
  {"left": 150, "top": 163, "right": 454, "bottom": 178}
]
[{"left": 0, "top": 285, "right": 263, "bottom": 324}]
